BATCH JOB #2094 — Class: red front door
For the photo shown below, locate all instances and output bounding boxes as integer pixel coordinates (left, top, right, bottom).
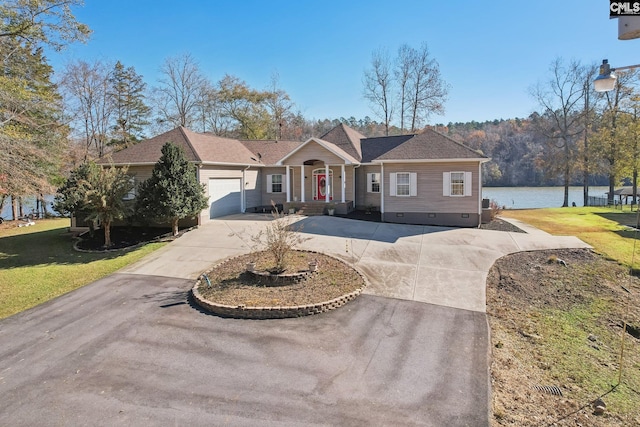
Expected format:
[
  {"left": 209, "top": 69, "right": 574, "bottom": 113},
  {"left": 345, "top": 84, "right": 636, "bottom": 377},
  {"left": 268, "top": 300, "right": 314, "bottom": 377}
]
[{"left": 315, "top": 174, "right": 332, "bottom": 201}]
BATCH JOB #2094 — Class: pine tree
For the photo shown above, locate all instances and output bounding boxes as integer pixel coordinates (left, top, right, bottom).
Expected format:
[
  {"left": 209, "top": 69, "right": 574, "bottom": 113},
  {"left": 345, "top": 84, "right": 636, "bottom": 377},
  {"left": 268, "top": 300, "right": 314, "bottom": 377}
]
[
  {"left": 0, "top": 0, "right": 89, "bottom": 199},
  {"left": 0, "top": 38, "right": 67, "bottom": 199},
  {"left": 109, "top": 61, "right": 150, "bottom": 150},
  {"left": 135, "top": 142, "right": 208, "bottom": 236}
]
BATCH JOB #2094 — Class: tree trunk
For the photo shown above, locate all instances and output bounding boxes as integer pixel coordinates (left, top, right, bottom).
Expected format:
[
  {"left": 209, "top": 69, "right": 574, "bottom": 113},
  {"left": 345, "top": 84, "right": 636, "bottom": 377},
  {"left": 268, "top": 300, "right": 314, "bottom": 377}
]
[
  {"left": 583, "top": 128, "right": 589, "bottom": 207},
  {"left": 11, "top": 196, "right": 18, "bottom": 220},
  {"left": 104, "top": 219, "right": 112, "bottom": 247},
  {"left": 563, "top": 171, "right": 570, "bottom": 207},
  {"left": 172, "top": 217, "right": 179, "bottom": 236},
  {"left": 562, "top": 139, "right": 570, "bottom": 207},
  {"left": 39, "top": 194, "right": 49, "bottom": 216},
  {"left": 633, "top": 169, "right": 638, "bottom": 208},
  {"left": 608, "top": 174, "right": 615, "bottom": 206}
]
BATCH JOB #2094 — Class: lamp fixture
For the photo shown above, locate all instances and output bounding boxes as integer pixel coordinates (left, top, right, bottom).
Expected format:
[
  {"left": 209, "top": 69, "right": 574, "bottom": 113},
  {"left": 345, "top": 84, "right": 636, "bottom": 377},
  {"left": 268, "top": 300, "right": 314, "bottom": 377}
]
[{"left": 594, "top": 59, "right": 640, "bottom": 92}]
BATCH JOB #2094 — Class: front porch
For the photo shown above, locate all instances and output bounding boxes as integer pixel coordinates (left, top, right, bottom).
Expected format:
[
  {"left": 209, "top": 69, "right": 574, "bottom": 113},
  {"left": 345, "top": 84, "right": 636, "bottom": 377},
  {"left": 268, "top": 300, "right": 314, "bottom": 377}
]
[{"left": 284, "top": 200, "right": 354, "bottom": 216}]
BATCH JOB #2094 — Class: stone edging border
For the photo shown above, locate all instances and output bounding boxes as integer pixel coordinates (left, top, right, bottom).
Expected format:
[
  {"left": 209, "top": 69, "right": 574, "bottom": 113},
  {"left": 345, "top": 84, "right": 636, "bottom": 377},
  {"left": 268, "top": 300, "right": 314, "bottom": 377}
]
[{"left": 191, "top": 250, "right": 369, "bottom": 319}]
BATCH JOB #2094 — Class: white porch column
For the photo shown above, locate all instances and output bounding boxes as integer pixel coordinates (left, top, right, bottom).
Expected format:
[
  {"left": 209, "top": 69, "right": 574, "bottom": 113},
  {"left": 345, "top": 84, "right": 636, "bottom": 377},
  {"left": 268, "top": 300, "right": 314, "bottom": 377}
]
[
  {"left": 325, "top": 164, "right": 330, "bottom": 203},
  {"left": 380, "top": 162, "right": 385, "bottom": 219},
  {"left": 285, "top": 165, "right": 291, "bottom": 203},
  {"left": 341, "top": 164, "right": 346, "bottom": 203},
  {"left": 300, "top": 165, "right": 305, "bottom": 202}
]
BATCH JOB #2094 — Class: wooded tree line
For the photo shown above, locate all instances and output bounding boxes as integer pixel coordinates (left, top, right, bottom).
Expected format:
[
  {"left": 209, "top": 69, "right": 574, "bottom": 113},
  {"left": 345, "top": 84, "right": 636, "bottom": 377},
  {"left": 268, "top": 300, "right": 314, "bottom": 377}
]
[
  {"left": 2, "top": 1, "right": 640, "bottom": 218},
  {"left": 446, "top": 58, "right": 640, "bottom": 207}
]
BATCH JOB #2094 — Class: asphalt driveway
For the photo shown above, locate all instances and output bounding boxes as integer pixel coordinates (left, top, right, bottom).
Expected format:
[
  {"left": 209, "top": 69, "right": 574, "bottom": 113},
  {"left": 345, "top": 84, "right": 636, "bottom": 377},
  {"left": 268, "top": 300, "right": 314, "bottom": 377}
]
[
  {"left": 0, "top": 215, "right": 589, "bottom": 426},
  {"left": 0, "top": 273, "right": 488, "bottom": 426}
]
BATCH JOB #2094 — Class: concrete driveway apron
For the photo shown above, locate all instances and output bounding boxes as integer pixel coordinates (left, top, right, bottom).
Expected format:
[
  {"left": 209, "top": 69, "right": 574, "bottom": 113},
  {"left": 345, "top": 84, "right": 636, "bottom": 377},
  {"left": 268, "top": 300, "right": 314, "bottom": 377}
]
[{"left": 122, "top": 214, "right": 590, "bottom": 313}]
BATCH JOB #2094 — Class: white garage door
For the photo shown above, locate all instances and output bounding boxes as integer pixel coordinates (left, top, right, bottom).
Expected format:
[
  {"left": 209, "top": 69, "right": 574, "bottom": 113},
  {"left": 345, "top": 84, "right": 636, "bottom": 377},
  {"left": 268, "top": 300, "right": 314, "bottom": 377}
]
[{"left": 208, "top": 178, "right": 241, "bottom": 218}]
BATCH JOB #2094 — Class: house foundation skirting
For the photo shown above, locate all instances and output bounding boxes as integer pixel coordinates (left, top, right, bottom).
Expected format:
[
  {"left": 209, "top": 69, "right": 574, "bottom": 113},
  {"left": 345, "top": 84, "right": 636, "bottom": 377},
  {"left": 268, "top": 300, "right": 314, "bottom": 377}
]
[
  {"left": 284, "top": 201, "right": 354, "bottom": 216},
  {"left": 382, "top": 212, "right": 480, "bottom": 228}
]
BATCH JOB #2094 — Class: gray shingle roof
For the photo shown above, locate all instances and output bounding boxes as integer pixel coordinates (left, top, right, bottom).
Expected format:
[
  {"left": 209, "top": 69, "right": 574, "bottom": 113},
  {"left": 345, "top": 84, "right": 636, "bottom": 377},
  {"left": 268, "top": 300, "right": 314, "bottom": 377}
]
[
  {"left": 363, "top": 129, "right": 487, "bottom": 162},
  {"left": 319, "top": 123, "right": 365, "bottom": 160},
  {"left": 103, "top": 127, "right": 199, "bottom": 165},
  {"left": 239, "top": 139, "right": 303, "bottom": 165},
  {"left": 360, "top": 135, "right": 414, "bottom": 163},
  {"left": 100, "top": 125, "right": 485, "bottom": 168},
  {"left": 102, "top": 127, "right": 261, "bottom": 166}
]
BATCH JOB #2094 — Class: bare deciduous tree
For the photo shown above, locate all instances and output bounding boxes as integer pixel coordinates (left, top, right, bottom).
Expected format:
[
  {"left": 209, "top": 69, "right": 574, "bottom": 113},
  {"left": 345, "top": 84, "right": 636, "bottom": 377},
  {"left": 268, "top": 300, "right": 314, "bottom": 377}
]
[
  {"left": 395, "top": 44, "right": 413, "bottom": 134},
  {"left": 154, "top": 53, "right": 208, "bottom": 129},
  {"left": 61, "top": 59, "right": 113, "bottom": 158},
  {"left": 407, "top": 43, "right": 449, "bottom": 132},
  {"left": 531, "top": 58, "right": 588, "bottom": 207},
  {"left": 363, "top": 48, "right": 394, "bottom": 136},
  {"left": 579, "top": 62, "right": 600, "bottom": 206},
  {"left": 365, "top": 43, "right": 449, "bottom": 135},
  {"left": 265, "top": 72, "right": 294, "bottom": 140}
]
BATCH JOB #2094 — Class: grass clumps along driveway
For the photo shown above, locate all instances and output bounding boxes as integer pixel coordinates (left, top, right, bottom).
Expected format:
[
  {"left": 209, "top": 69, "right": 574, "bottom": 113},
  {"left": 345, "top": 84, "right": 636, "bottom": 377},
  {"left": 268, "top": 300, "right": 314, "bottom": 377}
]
[
  {"left": 0, "top": 218, "right": 164, "bottom": 319},
  {"left": 489, "top": 207, "right": 640, "bottom": 426}
]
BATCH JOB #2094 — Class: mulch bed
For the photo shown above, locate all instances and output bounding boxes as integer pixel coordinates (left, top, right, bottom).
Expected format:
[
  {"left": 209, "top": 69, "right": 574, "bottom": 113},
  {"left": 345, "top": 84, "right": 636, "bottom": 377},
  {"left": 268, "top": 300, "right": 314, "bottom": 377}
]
[
  {"left": 75, "top": 226, "right": 175, "bottom": 250},
  {"left": 197, "top": 250, "right": 365, "bottom": 307}
]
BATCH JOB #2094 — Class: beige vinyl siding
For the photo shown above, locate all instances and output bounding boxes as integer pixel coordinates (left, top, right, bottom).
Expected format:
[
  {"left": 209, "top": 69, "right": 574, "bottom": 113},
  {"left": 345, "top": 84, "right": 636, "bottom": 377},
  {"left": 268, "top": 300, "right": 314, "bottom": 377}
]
[
  {"left": 332, "top": 166, "right": 354, "bottom": 202},
  {"left": 282, "top": 141, "right": 345, "bottom": 165},
  {"left": 199, "top": 166, "right": 244, "bottom": 181},
  {"left": 244, "top": 169, "right": 260, "bottom": 210},
  {"left": 126, "top": 165, "right": 154, "bottom": 183},
  {"left": 356, "top": 165, "right": 382, "bottom": 209},
  {"left": 383, "top": 162, "right": 479, "bottom": 214},
  {"left": 260, "top": 167, "right": 287, "bottom": 205},
  {"left": 124, "top": 165, "right": 154, "bottom": 200}
]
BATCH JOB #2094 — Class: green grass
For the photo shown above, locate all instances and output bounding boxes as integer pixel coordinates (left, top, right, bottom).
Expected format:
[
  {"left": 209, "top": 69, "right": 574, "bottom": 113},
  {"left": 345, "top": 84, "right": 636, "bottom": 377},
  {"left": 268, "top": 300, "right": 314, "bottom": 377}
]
[
  {"left": 502, "top": 207, "right": 640, "bottom": 269},
  {"left": 537, "top": 300, "right": 640, "bottom": 416},
  {"left": 0, "top": 218, "right": 165, "bottom": 319}
]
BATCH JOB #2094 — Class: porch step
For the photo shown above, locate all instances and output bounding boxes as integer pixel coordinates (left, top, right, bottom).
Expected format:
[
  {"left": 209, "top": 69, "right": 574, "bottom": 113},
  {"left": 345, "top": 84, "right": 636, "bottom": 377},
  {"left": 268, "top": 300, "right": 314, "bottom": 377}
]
[{"left": 296, "top": 204, "right": 326, "bottom": 216}]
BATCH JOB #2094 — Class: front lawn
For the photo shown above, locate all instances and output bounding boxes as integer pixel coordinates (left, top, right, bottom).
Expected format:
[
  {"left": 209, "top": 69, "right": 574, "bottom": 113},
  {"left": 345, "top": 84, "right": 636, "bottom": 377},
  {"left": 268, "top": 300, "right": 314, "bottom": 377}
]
[
  {"left": 0, "top": 218, "right": 164, "bottom": 319},
  {"left": 501, "top": 207, "right": 640, "bottom": 269}
]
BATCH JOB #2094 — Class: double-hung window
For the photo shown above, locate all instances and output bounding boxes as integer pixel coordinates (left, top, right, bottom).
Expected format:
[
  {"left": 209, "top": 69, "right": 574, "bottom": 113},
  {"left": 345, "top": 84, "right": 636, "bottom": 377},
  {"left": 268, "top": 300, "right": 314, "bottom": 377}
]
[
  {"left": 267, "top": 174, "right": 283, "bottom": 193},
  {"left": 443, "top": 171, "right": 472, "bottom": 197},
  {"left": 389, "top": 172, "right": 417, "bottom": 196},
  {"left": 122, "top": 176, "right": 136, "bottom": 200},
  {"left": 367, "top": 173, "right": 380, "bottom": 193},
  {"left": 396, "top": 172, "right": 410, "bottom": 196},
  {"left": 450, "top": 172, "right": 465, "bottom": 196}
]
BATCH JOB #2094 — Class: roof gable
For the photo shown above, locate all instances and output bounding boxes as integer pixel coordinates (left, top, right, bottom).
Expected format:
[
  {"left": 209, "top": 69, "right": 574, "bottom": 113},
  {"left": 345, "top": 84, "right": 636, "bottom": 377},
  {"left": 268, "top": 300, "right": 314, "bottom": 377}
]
[
  {"left": 277, "top": 137, "right": 359, "bottom": 165},
  {"left": 319, "top": 123, "right": 365, "bottom": 161}
]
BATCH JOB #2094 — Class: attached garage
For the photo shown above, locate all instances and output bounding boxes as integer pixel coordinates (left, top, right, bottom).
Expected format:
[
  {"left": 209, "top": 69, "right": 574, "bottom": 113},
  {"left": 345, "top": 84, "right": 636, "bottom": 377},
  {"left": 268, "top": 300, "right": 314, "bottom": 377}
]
[{"left": 208, "top": 178, "right": 242, "bottom": 218}]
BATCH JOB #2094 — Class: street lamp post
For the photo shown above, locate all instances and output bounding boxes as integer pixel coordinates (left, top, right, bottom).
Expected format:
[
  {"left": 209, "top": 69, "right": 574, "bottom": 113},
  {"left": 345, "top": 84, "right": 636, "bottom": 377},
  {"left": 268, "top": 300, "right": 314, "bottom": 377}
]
[{"left": 594, "top": 59, "right": 640, "bottom": 92}]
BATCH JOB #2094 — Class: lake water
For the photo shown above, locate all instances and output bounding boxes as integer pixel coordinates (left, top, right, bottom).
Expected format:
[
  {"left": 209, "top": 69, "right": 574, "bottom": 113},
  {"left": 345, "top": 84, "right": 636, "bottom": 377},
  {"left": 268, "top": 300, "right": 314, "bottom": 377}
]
[
  {"left": 1, "top": 195, "right": 56, "bottom": 219},
  {"left": 483, "top": 186, "right": 610, "bottom": 209},
  {"left": 0, "top": 186, "right": 611, "bottom": 218}
]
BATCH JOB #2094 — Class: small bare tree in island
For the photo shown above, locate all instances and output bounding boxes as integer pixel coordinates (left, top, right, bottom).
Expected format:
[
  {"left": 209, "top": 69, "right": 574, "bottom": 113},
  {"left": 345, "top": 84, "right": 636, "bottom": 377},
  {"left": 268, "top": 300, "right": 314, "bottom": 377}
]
[{"left": 251, "top": 202, "right": 309, "bottom": 274}]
